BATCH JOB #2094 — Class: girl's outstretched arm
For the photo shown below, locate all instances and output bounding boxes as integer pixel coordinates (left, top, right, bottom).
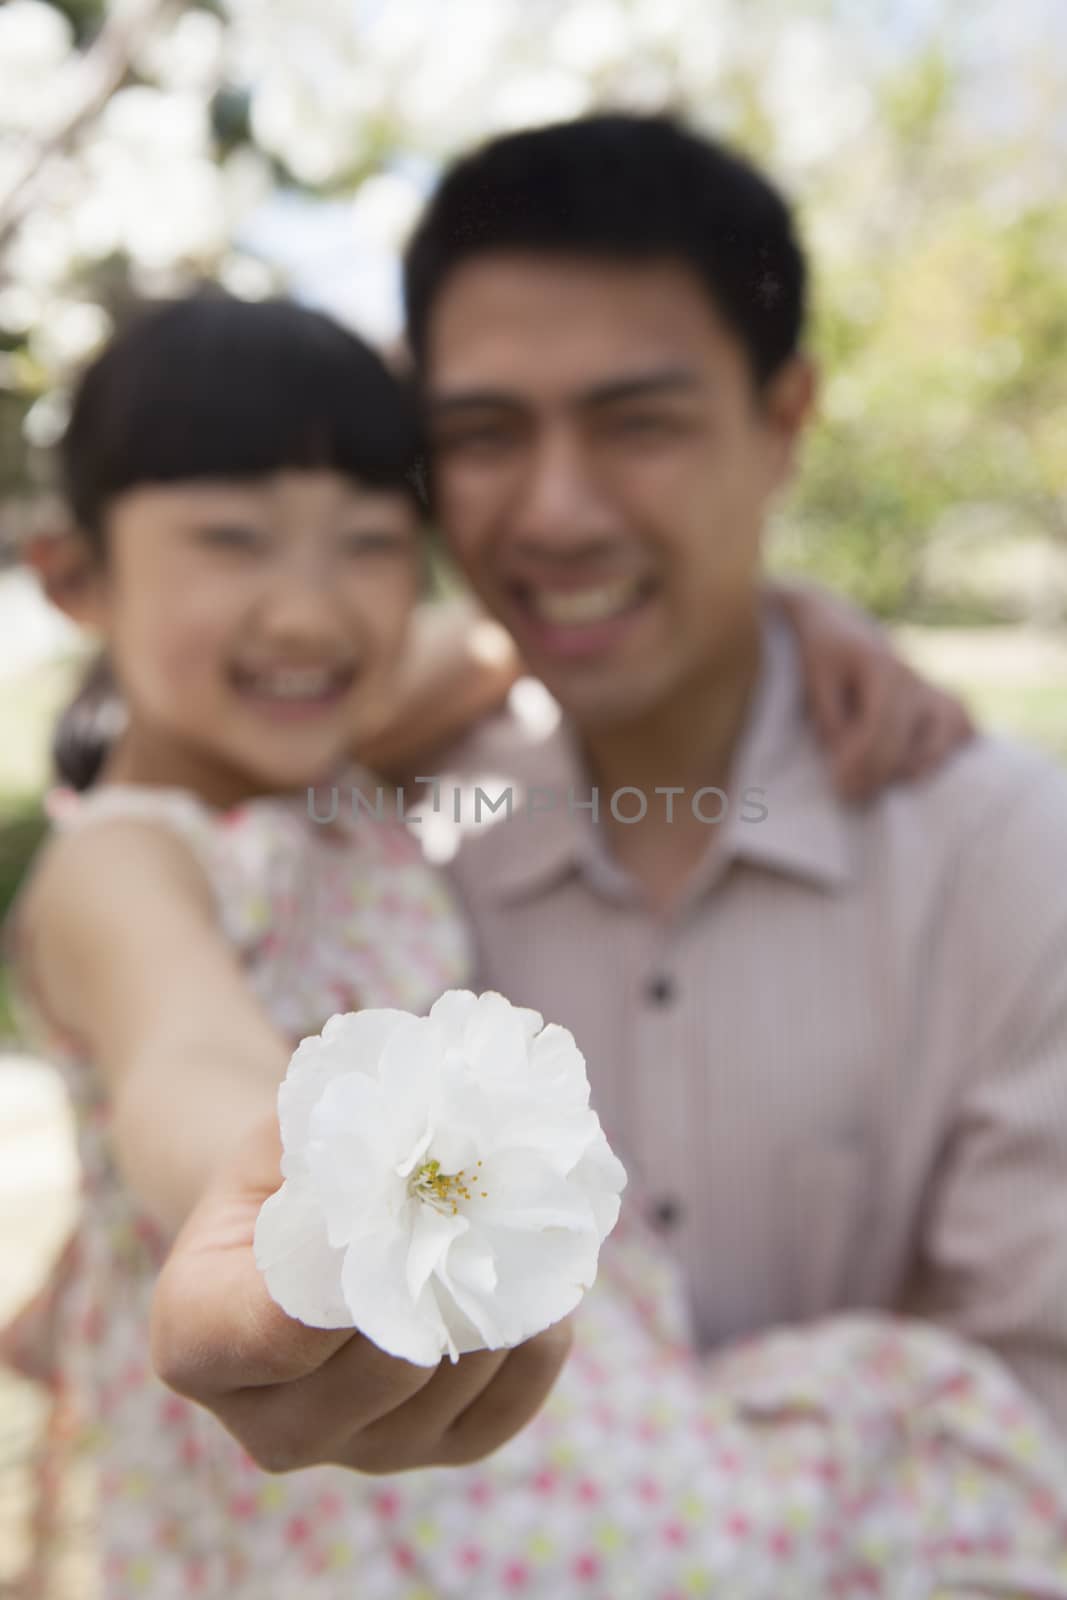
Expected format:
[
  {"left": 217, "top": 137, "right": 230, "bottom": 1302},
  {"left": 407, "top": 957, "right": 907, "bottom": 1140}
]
[
  {"left": 17, "top": 819, "right": 291, "bottom": 1237},
  {"left": 19, "top": 820, "right": 575, "bottom": 1473}
]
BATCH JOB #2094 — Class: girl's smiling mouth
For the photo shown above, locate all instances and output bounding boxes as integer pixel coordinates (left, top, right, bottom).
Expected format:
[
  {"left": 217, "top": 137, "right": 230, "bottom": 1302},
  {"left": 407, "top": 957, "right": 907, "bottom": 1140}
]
[{"left": 230, "top": 662, "right": 358, "bottom": 713}]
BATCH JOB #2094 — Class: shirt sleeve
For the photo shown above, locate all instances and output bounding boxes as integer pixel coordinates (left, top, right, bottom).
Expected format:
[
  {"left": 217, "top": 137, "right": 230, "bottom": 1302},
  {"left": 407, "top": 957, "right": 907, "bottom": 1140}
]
[{"left": 895, "top": 757, "right": 1067, "bottom": 1438}]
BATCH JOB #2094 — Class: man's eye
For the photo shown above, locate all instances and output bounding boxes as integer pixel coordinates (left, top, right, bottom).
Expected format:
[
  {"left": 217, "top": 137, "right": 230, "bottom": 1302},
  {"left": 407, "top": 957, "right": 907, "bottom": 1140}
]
[
  {"left": 436, "top": 425, "right": 514, "bottom": 455},
  {"left": 198, "top": 525, "right": 264, "bottom": 549},
  {"left": 609, "top": 413, "right": 676, "bottom": 438}
]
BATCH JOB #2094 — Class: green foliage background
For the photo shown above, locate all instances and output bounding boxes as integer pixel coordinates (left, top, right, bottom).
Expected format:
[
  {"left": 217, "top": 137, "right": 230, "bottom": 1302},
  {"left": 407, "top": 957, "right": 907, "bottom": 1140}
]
[{"left": 1, "top": 0, "right": 1065, "bottom": 623}]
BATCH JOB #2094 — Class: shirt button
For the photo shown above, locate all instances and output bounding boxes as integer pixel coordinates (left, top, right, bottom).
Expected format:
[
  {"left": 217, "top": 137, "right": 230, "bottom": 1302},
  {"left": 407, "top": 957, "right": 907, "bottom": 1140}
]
[
  {"left": 645, "top": 974, "right": 675, "bottom": 1005},
  {"left": 650, "top": 1196, "right": 683, "bottom": 1230}
]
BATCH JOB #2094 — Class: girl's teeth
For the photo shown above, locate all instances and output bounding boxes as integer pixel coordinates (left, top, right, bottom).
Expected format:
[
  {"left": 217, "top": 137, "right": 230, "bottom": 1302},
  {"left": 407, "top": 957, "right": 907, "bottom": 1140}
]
[
  {"left": 531, "top": 579, "right": 644, "bottom": 625},
  {"left": 251, "top": 669, "right": 336, "bottom": 699}
]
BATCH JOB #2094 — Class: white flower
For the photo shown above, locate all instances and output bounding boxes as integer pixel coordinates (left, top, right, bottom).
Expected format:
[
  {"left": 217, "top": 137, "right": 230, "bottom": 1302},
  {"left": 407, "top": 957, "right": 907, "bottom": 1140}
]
[{"left": 254, "top": 990, "right": 627, "bottom": 1367}]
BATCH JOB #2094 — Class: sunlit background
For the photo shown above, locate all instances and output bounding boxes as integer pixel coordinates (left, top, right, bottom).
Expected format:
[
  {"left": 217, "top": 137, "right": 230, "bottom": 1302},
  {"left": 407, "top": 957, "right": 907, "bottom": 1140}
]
[{"left": 1, "top": 0, "right": 1066, "bottom": 1591}]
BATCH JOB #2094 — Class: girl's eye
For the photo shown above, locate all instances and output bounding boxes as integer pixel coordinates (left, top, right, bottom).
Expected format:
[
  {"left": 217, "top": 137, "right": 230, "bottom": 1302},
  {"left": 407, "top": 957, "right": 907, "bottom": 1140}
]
[{"left": 340, "top": 531, "right": 409, "bottom": 556}]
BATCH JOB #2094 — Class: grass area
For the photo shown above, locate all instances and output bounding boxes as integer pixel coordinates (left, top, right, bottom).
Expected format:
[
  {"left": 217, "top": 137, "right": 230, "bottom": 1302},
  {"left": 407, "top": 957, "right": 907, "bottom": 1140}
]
[
  {"left": 955, "top": 681, "right": 1067, "bottom": 762},
  {"left": 0, "top": 651, "right": 83, "bottom": 1040},
  {"left": 894, "top": 623, "right": 1067, "bottom": 764},
  {"left": 0, "top": 808, "right": 49, "bottom": 1038},
  {"left": 0, "top": 653, "right": 84, "bottom": 808}
]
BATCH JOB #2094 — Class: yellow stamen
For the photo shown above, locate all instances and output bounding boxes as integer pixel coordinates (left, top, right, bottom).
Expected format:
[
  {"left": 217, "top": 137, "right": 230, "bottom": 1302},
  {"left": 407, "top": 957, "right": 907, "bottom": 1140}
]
[{"left": 409, "top": 1158, "right": 489, "bottom": 1216}]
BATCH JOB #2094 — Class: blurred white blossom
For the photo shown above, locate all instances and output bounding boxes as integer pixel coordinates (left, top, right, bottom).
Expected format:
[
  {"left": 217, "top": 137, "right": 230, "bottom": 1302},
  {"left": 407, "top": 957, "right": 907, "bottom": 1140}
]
[
  {"left": 29, "top": 300, "right": 111, "bottom": 370},
  {"left": 551, "top": 0, "right": 628, "bottom": 75},
  {"left": 1, "top": 0, "right": 1064, "bottom": 571},
  {"left": 349, "top": 172, "right": 423, "bottom": 253},
  {"left": 133, "top": 8, "right": 226, "bottom": 94},
  {"left": 0, "top": 0, "right": 75, "bottom": 129},
  {"left": 762, "top": 20, "right": 873, "bottom": 171}
]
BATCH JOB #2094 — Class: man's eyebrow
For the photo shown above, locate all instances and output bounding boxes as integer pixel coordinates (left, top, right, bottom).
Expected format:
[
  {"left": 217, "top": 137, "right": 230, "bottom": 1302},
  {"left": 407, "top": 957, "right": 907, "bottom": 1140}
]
[
  {"left": 426, "top": 389, "right": 524, "bottom": 417},
  {"left": 427, "top": 367, "right": 702, "bottom": 417},
  {"left": 577, "top": 368, "right": 702, "bottom": 407}
]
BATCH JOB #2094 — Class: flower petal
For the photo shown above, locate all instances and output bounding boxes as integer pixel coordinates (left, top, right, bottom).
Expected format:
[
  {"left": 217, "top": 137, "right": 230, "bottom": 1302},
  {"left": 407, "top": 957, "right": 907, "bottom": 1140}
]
[
  {"left": 426, "top": 1120, "right": 480, "bottom": 1175},
  {"left": 439, "top": 1066, "right": 600, "bottom": 1174},
  {"left": 309, "top": 1070, "right": 396, "bottom": 1163},
  {"left": 473, "top": 1223, "right": 596, "bottom": 1344},
  {"left": 472, "top": 1148, "right": 597, "bottom": 1234},
  {"left": 394, "top": 1124, "right": 435, "bottom": 1180},
  {"left": 446, "top": 1232, "right": 498, "bottom": 1298},
  {"left": 253, "top": 1179, "right": 352, "bottom": 1328},
  {"left": 429, "top": 1278, "right": 496, "bottom": 1359},
  {"left": 340, "top": 1217, "right": 449, "bottom": 1367},
  {"left": 278, "top": 1009, "right": 410, "bottom": 1179},
  {"left": 406, "top": 1205, "right": 468, "bottom": 1303},
  {"left": 528, "top": 1024, "right": 592, "bottom": 1110},
  {"left": 569, "top": 1125, "right": 628, "bottom": 1235},
  {"left": 377, "top": 1015, "right": 446, "bottom": 1151},
  {"left": 427, "top": 988, "right": 480, "bottom": 1040},
  {"left": 304, "top": 1074, "right": 406, "bottom": 1247},
  {"left": 320, "top": 1008, "right": 412, "bottom": 1057},
  {"left": 498, "top": 995, "right": 545, "bottom": 1041},
  {"left": 434, "top": 1232, "right": 508, "bottom": 1348},
  {"left": 462, "top": 990, "right": 534, "bottom": 1083},
  {"left": 488, "top": 1097, "right": 601, "bottom": 1173}
]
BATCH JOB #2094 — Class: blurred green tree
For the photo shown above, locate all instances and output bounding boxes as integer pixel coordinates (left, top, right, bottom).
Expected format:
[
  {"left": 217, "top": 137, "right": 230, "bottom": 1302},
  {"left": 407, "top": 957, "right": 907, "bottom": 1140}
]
[{"left": 0, "top": 0, "right": 1063, "bottom": 617}]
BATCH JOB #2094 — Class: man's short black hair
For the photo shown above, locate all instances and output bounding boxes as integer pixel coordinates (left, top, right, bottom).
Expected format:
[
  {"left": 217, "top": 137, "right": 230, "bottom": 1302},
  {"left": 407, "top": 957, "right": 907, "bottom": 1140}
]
[{"left": 404, "top": 111, "right": 808, "bottom": 388}]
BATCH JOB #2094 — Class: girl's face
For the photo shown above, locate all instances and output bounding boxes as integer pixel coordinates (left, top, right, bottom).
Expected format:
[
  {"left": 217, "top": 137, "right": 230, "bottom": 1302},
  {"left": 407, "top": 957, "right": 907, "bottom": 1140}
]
[{"left": 93, "top": 469, "right": 421, "bottom": 804}]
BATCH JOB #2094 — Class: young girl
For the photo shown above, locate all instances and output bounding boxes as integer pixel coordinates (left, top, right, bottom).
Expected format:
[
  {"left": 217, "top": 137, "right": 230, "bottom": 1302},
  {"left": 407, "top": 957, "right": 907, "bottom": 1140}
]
[{"left": 5, "top": 292, "right": 1067, "bottom": 1600}]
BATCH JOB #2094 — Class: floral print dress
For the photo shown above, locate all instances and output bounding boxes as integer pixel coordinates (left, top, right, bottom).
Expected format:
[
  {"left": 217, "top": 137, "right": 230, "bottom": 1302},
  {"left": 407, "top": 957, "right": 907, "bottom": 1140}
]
[{"left": 5, "top": 771, "right": 1067, "bottom": 1600}]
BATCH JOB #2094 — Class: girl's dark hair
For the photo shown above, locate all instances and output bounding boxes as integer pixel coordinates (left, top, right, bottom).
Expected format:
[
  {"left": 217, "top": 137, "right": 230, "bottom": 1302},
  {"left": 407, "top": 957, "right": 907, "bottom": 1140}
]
[{"left": 52, "top": 290, "right": 425, "bottom": 790}]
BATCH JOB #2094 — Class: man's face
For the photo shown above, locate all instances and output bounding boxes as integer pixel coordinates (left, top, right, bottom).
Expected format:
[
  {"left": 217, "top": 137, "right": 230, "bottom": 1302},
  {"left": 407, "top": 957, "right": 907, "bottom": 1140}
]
[{"left": 425, "top": 253, "right": 814, "bottom": 729}]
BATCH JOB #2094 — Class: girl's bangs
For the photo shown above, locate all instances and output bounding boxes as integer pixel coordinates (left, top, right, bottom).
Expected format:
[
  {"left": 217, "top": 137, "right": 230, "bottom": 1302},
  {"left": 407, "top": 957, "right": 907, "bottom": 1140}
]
[{"left": 64, "top": 296, "right": 423, "bottom": 531}]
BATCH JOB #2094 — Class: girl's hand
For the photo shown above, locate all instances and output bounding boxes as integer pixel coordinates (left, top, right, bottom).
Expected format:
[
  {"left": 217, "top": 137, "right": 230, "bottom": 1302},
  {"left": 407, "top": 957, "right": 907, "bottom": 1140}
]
[
  {"left": 771, "top": 580, "right": 976, "bottom": 801},
  {"left": 149, "top": 1108, "right": 573, "bottom": 1475}
]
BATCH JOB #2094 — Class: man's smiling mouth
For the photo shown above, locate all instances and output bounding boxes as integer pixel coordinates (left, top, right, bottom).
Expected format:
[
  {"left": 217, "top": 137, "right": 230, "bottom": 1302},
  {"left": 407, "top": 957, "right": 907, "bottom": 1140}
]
[{"left": 514, "top": 575, "right": 657, "bottom": 627}]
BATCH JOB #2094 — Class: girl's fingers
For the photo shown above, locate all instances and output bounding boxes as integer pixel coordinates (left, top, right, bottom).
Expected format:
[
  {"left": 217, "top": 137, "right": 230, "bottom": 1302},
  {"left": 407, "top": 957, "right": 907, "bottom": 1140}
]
[
  {"left": 831, "top": 670, "right": 899, "bottom": 799},
  {"left": 151, "top": 1119, "right": 428, "bottom": 1409},
  {"left": 151, "top": 1234, "right": 354, "bottom": 1398},
  {"left": 898, "top": 709, "right": 941, "bottom": 779},
  {"left": 898, "top": 691, "right": 977, "bottom": 780},
  {"left": 339, "top": 1345, "right": 513, "bottom": 1472},
  {"left": 804, "top": 653, "right": 852, "bottom": 745},
  {"left": 436, "top": 1318, "right": 573, "bottom": 1466},
  {"left": 212, "top": 1329, "right": 441, "bottom": 1473}
]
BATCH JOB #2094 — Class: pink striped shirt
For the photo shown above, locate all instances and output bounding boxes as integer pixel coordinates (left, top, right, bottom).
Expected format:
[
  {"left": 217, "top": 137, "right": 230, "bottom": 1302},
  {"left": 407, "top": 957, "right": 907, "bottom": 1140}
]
[{"left": 430, "top": 606, "right": 1067, "bottom": 1437}]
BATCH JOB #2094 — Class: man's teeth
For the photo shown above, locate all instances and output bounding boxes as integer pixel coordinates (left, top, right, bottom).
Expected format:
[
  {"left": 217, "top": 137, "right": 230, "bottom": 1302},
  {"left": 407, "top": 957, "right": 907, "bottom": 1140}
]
[
  {"left": 529, "top": 579, "right": 645, "bottom": 626},
  {"left": 246, "top": 668, "right": 340, "bottom": 699}
]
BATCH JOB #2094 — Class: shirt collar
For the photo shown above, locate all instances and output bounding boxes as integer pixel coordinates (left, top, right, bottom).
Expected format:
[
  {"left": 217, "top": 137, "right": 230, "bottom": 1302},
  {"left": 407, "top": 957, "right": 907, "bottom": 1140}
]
[
  {"left": 486, "top": 601, "right": 854, "bottom": 905},
  {"left": 718, "top": 604, "right": 854, "bottom": 891}
]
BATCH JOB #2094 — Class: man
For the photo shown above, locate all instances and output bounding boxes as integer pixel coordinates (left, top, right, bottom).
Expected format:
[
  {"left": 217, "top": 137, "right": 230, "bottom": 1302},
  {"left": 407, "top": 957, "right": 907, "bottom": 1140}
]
[
  {"left": 150, "top": 113, "right": 1067, "bottom": 1471},
  {"left": 389, "top": 112, "right": 1067, "bottom": 1432}
]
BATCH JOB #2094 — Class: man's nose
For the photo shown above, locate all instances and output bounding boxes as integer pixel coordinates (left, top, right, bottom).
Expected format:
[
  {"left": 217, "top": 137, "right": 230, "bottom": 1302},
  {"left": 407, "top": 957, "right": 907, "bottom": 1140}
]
[{"left": 508, "top": 429, "right": 615, "bottom": 554}]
